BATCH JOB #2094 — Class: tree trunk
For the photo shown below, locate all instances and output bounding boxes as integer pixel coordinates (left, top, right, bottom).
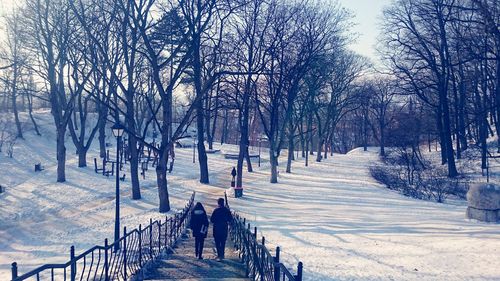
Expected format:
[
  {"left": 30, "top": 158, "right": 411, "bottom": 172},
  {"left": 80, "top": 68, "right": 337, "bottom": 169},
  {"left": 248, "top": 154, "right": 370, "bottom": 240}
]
[
  {"left": 78, "top": 148, "right": 87, "bottom": 167},
  {"left": 440, "top": 86, "right": 458, "bottom": 177},
  {"left": 128, "top": 135, "right": 141, "bottom": 199},
  {"left": 98, "top": 108, "right": 107, "bottom": 158},
  {"left": 156, "top": 164, "right": 170, "bottom": 213},
  {"left": 436, "top": 105, "right": 447, "bottom": 165},
  {"left": 12, "top": 63, "right": 23, "bottom": 139},
  {"left": 56, "top": 129, "right": 66, "bottom": 182},
  {"left": 193, "top": 33, "right": 209, "bottom": 184},
  {"left": 316, "top": 139, "right": 323, "bottom": 162},
  {"left": 27, "top": 92, "right": 41, "bottom": 136},
  {"left": 270, "top": 148, "right": 278, "bottom": 183},
  {"left": 380, "top": 119, "right": 386, "bottom": 156},
  {"left": 286, "top": 133, "right": 294, "bottom": 173}
]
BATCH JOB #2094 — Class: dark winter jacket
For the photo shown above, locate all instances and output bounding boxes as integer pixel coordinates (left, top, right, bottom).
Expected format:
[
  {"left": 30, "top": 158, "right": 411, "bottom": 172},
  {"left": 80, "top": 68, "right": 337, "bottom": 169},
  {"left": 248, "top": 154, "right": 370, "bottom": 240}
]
[
  {"left": 190, "top": 209, "right": 209, "bottom": 238},
  {"left": 210, "top": 206, "right": 233, "bottom": 239}
]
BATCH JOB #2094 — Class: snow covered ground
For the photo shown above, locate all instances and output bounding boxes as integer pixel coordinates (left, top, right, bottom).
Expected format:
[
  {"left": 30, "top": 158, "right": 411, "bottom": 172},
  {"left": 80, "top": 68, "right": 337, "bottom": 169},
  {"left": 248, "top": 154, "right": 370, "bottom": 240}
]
[
  {"left": 1, "top": 112, "right": 499, "bottom": 281},
  {"left": 0, "top": 112, "right": 198, "bottom": 279},
  {"left": 227, "top": 148, "right": 500, "bottom": 281}
]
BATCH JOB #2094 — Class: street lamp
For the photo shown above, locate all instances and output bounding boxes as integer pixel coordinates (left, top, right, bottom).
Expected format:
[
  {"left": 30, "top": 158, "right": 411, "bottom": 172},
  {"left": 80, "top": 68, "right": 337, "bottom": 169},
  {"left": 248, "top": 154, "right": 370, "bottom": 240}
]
[{"left": 111, "top": 122, "right": 125, "bottom": 251}]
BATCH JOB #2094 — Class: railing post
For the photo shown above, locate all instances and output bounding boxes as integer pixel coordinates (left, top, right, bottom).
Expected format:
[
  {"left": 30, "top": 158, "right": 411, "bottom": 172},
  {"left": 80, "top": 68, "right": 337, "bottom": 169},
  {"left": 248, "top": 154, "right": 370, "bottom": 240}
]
[
  {"left": 104, "top": 239, "right": 109, "bottom": 281},
  {"left": 149, "top": 218, "right": 153, "bottom": 256},
  {"left": 175, "top": 214, "right": 179, "bottom": 239},
  {"left": 168, "top": 218, "right": 172, "bottom": 247},
  {"left": 123, "top": 227, "right": 127, "bottom": 280},
  {"left": 252, "top": 227, "right": 257, "bottom": 277},
  {"left": 296, "top": 262, "right": 303, "bottom": 281},
  {"left": 158, "top": 220, "right": 162, "bottom": 254},
  {"left": 273, "top": 247, "right": 281, "bottom": 281},
  {"left": 138, "top": 224, "right": 142, "bottom": 267},
  {"left": 164, "top": 216, "right": 168, "bottom": 249},
  {"left": 260, "top": 237, "right": 265, "bottom": 281},
  {"left": 11, "top": 262, "right": 18, "bottom": 281},
  {"left": 70, "top": 246, "right": 76, "bottom": 281}
]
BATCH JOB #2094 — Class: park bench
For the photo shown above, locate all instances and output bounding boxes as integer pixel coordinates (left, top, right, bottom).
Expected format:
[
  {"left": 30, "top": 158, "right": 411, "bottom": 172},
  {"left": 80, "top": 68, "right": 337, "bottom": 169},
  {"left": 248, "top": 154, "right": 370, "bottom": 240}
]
[
  {"left": 94, "top": 158, "right": 104, "bottom": 174},
  {"left": 223, "top": 153, "right": 259, "bottom": 160},
  {"left": 103, "top": 161, "right": 115, "bottom": 177}
]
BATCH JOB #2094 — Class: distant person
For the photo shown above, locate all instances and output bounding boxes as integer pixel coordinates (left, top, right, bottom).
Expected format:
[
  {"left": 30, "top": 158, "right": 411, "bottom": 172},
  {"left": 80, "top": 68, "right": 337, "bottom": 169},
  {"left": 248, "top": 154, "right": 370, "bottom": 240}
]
[
  {"left": 190, "top": 202, "right": 209, "bottom": 259},
  {"left": 210, "top": 198, "right": 233, "bottom": 261}
]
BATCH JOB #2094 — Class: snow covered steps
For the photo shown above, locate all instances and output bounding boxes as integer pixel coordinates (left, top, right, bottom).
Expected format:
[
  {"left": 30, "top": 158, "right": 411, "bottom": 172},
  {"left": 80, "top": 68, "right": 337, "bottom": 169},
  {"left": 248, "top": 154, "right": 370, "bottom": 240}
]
[{"left": 143, "top": 209, "right": 248, "bottom": 281}]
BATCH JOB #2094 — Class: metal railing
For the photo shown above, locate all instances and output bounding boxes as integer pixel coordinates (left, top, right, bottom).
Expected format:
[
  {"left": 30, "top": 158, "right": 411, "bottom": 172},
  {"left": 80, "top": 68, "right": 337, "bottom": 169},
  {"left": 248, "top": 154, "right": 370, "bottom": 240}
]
[
  {"left": 11, "top": 192, "right": 196, "bottom": 281},
  {"left": 225, "top": 192, "right": 303, "bottom": 281}
]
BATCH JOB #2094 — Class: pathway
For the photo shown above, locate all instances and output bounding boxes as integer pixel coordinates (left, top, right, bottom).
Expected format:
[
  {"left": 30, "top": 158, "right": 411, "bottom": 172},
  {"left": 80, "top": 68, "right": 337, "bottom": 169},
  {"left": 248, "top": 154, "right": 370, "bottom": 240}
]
[{"left": 143, "top": 186, "right": 249, "bottom": 281}]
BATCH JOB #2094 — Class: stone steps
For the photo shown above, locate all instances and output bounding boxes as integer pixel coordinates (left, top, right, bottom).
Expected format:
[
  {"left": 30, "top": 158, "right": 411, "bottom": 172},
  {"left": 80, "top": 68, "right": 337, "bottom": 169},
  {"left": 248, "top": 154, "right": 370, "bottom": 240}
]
[{"left": 143, "top": 197, "right": 249, "bottom": 281}]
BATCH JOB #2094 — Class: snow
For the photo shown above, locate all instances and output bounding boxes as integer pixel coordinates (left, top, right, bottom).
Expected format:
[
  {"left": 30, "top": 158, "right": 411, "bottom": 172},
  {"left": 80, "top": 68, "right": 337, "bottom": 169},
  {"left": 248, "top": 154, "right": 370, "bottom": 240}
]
[
  {"left": 0, "top": 112, "right": 196, "bottom": 279},
  {"left": 226, "top": 150, "right": 500, "bottom": 281},
  {"left": 1, "top": 111, "right": 499, "bottom": 281}
]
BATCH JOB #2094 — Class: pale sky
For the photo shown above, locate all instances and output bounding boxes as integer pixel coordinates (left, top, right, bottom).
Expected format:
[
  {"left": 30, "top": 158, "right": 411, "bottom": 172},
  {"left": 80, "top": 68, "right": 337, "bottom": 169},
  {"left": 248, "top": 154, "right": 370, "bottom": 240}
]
[
  {"left": 0, "top": 0, "right": 390, "bottom": 62},
  {"left": 337, "top": 0, "right": 392, "bottom": 63}
]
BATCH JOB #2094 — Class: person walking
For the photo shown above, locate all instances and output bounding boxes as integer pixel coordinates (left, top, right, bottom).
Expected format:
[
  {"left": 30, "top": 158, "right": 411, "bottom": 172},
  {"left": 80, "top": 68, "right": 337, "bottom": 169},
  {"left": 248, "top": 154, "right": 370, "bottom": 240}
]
[
  {"left": 190, "top": 202, "right": 209, "bottom": 259},
  {"left": 210, "top": 198, "right": 233, "bottom": 261}
]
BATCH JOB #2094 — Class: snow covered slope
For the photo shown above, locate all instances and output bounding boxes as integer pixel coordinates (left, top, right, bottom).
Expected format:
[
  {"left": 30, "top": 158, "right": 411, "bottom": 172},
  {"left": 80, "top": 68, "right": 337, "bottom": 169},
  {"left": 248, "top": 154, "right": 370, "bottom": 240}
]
[
  {"left": 0, "top": 112, "right": 196, "bottom": 280},
  {"left": 227, "top": 149, "right": 500, "bottom": 281},
  {"left": 1, "top": 111, "right": 499, "bottom": 281}
]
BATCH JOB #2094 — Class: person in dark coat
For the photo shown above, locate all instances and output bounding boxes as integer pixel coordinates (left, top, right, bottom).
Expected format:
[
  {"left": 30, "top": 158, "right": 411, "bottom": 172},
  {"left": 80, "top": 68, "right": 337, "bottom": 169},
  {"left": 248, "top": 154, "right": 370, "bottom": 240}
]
[
  {"left": 190, "top": 202, "right": 209, "bottom": 259},
  {"left": 210, "top": 198, "right": 233, "bottom": 261}
]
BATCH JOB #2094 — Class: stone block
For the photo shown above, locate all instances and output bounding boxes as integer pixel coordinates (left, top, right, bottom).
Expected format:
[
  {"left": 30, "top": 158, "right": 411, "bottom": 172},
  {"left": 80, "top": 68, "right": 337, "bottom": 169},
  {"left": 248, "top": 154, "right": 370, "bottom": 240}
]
[
  {"left": 467, "top": 183, "right": 500, "bottom": 210},
  {"left": 466, "top": 207, "right": 499, "bottom": 222}
]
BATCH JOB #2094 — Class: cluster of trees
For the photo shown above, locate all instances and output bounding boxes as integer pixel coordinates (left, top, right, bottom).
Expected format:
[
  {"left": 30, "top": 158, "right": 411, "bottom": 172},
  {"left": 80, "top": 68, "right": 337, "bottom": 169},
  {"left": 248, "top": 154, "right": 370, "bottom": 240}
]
[
  {"left": 379, "top": 0, "right": 500, "bottom": 178},
  {"left": 0, "top": 0, "right": 366, "bottom": 212},
  {"left": 2, "top": 0, "right": 496, "bottom": 210}
]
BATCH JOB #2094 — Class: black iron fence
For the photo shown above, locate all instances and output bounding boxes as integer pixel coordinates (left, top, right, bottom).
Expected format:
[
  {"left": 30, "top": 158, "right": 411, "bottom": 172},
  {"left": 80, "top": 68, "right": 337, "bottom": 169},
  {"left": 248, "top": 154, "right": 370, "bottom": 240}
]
[
  {"left": 11, "top": 192, "right": 196, "bottom": 281},
  {"left": 225, "top": 192, "right": 303, "bottom": 281}
]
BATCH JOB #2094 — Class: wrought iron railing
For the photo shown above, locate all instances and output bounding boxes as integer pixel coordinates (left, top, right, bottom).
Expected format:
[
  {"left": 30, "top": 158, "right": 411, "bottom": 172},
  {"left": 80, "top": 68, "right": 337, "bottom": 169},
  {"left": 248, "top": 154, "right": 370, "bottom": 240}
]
[
  {"left": 225, "top": 192, "right": 303, "bottom": 281},
  {"left": 11, "top": 192, "right": 196, "bottom": 281}
]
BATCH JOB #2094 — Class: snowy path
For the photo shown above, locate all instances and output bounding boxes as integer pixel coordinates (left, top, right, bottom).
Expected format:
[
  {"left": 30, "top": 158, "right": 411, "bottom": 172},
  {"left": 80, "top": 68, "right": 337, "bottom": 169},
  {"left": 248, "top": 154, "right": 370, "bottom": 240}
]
[{"left": 227, "top": 149, "right": 500, "bottom": 281}]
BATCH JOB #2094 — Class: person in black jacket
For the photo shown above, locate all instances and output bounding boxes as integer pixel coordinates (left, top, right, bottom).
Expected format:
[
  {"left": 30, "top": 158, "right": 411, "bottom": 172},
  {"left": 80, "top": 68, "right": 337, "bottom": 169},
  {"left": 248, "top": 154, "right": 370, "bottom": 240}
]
[
  {"left": 190, "top": 202, "right": 209, "bottom": 259},
  {"left": 210, "top": 198, "right": 233, "bottom": 261}
]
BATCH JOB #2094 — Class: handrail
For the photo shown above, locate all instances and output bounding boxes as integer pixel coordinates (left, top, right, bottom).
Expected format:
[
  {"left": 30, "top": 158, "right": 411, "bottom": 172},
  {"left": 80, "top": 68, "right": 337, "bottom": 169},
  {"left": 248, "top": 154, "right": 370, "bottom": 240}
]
[
  {"left": 225, "top": 191, "right": 303, "bottom": 281},
  {"left": 11, "top": 192, "right": 196, "bottom": 281}
]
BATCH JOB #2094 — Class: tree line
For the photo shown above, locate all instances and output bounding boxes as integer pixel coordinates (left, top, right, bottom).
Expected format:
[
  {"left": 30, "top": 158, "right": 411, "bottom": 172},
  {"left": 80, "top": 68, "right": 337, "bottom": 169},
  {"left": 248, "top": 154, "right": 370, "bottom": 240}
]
[
  {"left": 0, "top": 0, "right": 366, "bottom": 212},
  {"left": 0, "top": 0, "right": 497, "bottom": 211}
]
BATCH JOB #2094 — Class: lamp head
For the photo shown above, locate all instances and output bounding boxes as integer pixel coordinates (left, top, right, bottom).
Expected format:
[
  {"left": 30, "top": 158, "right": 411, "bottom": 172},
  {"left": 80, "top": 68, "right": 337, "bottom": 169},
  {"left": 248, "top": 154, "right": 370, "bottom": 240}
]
[{"left": 112, "top": 123, "right": 125, "bottom": 137}]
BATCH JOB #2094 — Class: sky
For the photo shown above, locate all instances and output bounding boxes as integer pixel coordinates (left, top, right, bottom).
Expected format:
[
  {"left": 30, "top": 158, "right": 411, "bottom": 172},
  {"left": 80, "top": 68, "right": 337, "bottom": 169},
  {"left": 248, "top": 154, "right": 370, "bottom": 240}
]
[
  {"left": 0, "top": 0, "right": 391, "bottom": 63},
  {"left": 337, "top": 0, "right": 392, "bottom": 63}
]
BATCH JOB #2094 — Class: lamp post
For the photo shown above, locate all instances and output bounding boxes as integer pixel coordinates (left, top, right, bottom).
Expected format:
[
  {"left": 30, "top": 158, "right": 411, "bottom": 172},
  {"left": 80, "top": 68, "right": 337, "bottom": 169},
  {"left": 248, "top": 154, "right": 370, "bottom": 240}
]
[{"left": 111, "top": 122, "right": 125, "bottom": 251}]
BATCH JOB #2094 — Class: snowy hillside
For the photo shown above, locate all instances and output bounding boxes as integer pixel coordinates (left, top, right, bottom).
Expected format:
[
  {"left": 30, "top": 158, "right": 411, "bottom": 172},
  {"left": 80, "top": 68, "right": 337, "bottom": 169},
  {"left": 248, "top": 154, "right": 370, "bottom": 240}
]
[
  {"left": 227, "top": 149, "right": 500, "bottom": 281},
  {"left": 1, "top": 112, "right": 499, "bottom": 281},
  {"left": 0, "top": 112, "right": 197, "bottom": 280}
]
